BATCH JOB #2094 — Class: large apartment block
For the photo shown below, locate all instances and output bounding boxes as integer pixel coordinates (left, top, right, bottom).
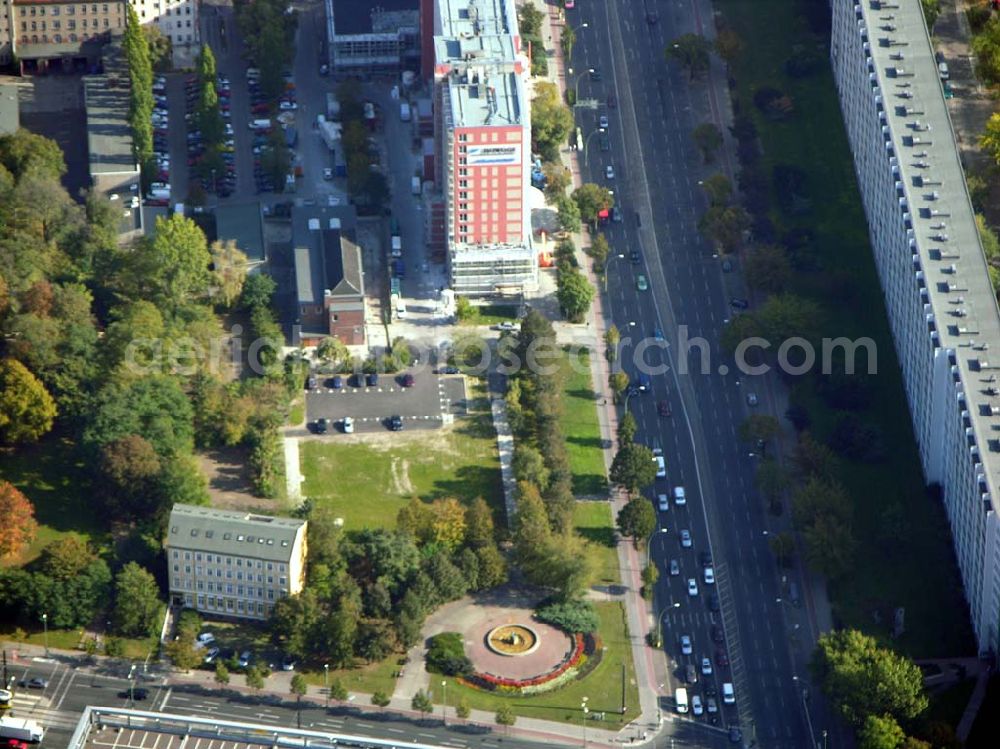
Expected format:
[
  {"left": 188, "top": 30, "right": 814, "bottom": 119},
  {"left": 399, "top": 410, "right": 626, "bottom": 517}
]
[
  {"left": 166, "top": 504, "right": 308, "bottom": 621},
  {"left": 431, "top": 0, "right": 536, "bottom": 296},
  {"left": 831, "top": 0, "right": 1000, "bottom": 653},
  {"left": 8, "top": 0, "right": 126, "bottom": 71},
  {"left": 132, "top": 0, "right": 198, "bottom": 54}
]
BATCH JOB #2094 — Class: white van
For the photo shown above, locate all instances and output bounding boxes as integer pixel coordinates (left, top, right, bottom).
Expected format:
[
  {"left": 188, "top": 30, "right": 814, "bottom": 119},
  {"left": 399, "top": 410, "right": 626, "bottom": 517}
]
[
  {"left": 722, "top": 682, "right": 736, "bottom": 704},
  {"left": 674, "top": 687, "right": 689, "bottom": 714}
]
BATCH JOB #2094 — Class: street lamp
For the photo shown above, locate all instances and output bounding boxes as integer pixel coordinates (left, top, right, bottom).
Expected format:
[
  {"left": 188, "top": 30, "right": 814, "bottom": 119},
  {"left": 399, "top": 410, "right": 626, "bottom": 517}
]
[
  {"left": 323, "top": 663, "right": 329, "bottom": 708},
  {"left": 653, "top": 601, "right": 681, "bottom": 648},
  {"left": 573, "top": 68, "right": 595, "bottom": 102},
  {"left": 646, "top": 526, "right": 669, "bottom": 567},
  {"left": 580, "top": 696, "right": 589, "bottom": 748},
  {"left": 441, "top": 680, "right": 448, "bottom": 725},
  {"left": 603, "top": 252, "right": 626, "bottom": 291},
  {"left": 127, "top": 664, "right": 137, "bottom": 708},
  {"left": 583, "top": 127, "right": 605, "bottom": 167},
  {"left": 41, "top": 613, "right": 48, "bottom": 656}
]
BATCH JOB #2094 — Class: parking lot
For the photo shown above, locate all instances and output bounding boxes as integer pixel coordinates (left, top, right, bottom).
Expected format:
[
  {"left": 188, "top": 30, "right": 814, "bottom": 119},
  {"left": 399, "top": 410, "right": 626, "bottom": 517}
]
[{"left": 305, "top": 372, "right": 467, "bottom": 433}]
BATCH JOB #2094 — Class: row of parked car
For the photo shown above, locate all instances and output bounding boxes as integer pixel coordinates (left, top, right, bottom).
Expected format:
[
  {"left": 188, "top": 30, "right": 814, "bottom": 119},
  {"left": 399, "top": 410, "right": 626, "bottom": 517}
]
[
  {"left": 247, "top": 67, "right": 297, "bottom": 195},
  {"left": 185, "top": 74, "right": 236, "bottom": 197},
  {"left": 148, "top": 75, "right": 172, "bottom": 206}
]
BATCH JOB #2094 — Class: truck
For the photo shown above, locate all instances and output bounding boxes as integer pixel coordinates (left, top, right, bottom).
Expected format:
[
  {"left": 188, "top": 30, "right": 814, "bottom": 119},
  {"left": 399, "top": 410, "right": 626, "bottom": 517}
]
[
  {"left": 411, "top": 175, "right": 421, "bottom": 195},
  {"left": 391, "top": 235, "right": 402, "bottom": 258},
  {"left": 318, "top": 119, "right": 341, "bottom": 151},
  {"left": 400, "top": 101, "right": 411, "bottom": 122},
  {"left": 0, "top": 717, "right": 44, "bottom": 742}
]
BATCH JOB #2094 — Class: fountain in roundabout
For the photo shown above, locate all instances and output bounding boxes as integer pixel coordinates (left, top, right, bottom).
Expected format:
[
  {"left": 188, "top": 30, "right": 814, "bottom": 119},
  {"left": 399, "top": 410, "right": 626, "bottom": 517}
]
[{"left": 486, "top": 624, "right": 541, "bottom": 657}]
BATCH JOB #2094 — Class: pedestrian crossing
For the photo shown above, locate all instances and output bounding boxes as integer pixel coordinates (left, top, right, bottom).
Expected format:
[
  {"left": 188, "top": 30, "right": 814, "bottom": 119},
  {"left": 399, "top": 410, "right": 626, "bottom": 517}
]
[{"left": 4, "top": 692, "right": 81, "bottom": 731}]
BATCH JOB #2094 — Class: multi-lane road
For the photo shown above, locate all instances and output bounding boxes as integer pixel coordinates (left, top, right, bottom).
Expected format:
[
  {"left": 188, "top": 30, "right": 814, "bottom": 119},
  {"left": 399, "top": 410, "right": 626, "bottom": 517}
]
[{"left": 565, "top": 0, "right": 818, "bottom": 746}]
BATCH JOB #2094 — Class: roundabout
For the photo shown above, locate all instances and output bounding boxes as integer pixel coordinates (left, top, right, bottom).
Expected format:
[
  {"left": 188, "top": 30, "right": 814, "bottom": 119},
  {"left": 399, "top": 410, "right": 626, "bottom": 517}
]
[{"left": 486, "top": 624, "right": 540, "bottom": 656}]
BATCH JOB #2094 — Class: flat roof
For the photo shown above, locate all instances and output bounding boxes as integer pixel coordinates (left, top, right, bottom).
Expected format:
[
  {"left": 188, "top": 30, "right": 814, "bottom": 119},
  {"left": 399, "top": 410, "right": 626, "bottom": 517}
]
[
  {"left": 331, "top": 0, "right": 418, "bottom": 36},
  {"left": 215, "top": 202, "right": 265, "bottom": 262},
  {"left": 447, "top": 68, "right": 522, "bottom": 127},
  {"left": 83, "top": 75, "right": 137, "bottom": 177},
  {"left": 167, "top": 504, "right": 304, "bottom": 562},
  {"left": 864, "top": 0, "right": 1000, "bottom": 499},
  {"left": 435, "top": 0, "right": 517, "bottom": 38}
]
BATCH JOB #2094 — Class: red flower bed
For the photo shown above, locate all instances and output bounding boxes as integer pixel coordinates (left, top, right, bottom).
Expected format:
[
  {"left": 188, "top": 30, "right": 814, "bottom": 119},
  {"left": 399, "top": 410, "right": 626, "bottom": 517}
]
[{"left": 465, "top": 633, "right": 586, "bottom": 691}]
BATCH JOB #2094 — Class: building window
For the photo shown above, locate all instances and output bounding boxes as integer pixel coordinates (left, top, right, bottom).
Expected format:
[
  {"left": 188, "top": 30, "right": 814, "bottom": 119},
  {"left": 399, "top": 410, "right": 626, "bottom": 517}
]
[
  {"left": 52, "top": 6, "right": 59, "bottom": 14},
  {"left": 68, "top": 20, "right": 75, "bottom": 29},
  {"left": 172, "top": 564, "right": 179, "bottom": 572},
  {"left": 30, "top": 21, "right": 36, "bottom": 30},
  {"left": 20, "top": 21, "right": 25, "bottom": 31},
  {"left": 103, "top": 18, "right": 109, "bottom": 27},
  {"left": 279, "top": 576, "right": 287, "bottom": 586},
  {"left": 53, "top": 20, "right": 59, "bottom": 29},
  {"left": 184, "top": 565, "right": 191, "bottom": 574},
  {"left": 70, "top": 32, "right": 76, "bottom": 40}
]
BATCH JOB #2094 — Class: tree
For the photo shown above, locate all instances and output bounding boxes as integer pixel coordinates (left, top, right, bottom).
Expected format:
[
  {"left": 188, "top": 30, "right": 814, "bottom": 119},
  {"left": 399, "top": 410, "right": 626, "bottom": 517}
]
[
  {"left": 290, "top": 673, "right": 309, "bottom": 725},
  {"left": 495, "top": 704, "right": 516, "bottom": 733},
  {"left": 617, "top": 498, "right": 657, "bottom": 546},
  {"left": 714, "top": 29, "right": 743, "bottom": 64},
  {"left": 0, "top": 482, "right": 38, "bottom": 559},
  {"left": 123, "top": 6, "right": 153, "bottom": 176},
  {"left": 371, "top": 689, "right": 391, "bottom": 709},
  {"left": 245, "top": 665, "right": 265, "bottom": 692},
  {"left": 39, "top": 536, "right": 94, "bottom": 580},
  {"left": 767, "top": 531, "right": 795, "bottom": 568},
  {"left": 412, "top": 689, "right": 434, "bottom": 720},
  {"left": 84, "top": 377, "right": 195, "bottom": 459},
  {"left": 739, "top": 414, "right": 780, "bottom": 445},
  {"left": 920, "top": 0, "right": 941, "bottom": 31},
  {"left": 142, "top": 25, "right": 172, "bottom": 71},
  {"left": 572, "top": 183, "right": 614, "bottom": 227},
  {"left": 535, "top": 599, "right": 599, "bottom": 633},
  {"left": 692, "top": 122, "right": 723, "bottom": 164},
  {"left": 756, "top": 293, "right": 822, "bottom": 345},
  {"left": 241, "top": 272, "right": 277, "bottom": 311},
  {"left": 556, "top": 266, "right": 595, "bottom": 323},
  {"left": 605, "top": 324, "right": 620, "bottom": 361},
  {"left": 316, "top": 336, "right": 350, "bottom": 367},
  {"left": 0, "top": 358, "right": 57, "bottom": 444},
  {"left": 531, "top": 82, "right": 574, "bottom": 161},
  {"left": 667, "top": 33, "right": 713, "bottom": 79},
  {"left": 0, "top": 129, "right": 67, "bottom": 181},
  {"left": 329, "top": 677, "right": 349, "bottom": 701},
  {"left": 587, "top": 233, "right": 610, "bottom": 270},
  {"left": 214, "top": 662, "right": 230, "bottom": 685},
  {"left": 98, "top": 434, "right": 163, "bottom": 517},
  {"left": 544, "top": 162, "right": 572, "bottom": 202},
  {"left": 641, "top": 562, "right": 659, "bottom": 599},
  {"left": 619, "top": 411, "right": 638, "bottom": 446},
  {"left": 556, "top": 194, "right": 582, "bottom": 233},
  {"left": 756, "top": 458, "right": 789, "bottom": 506},
  {"left": 210, "top": 240, "right": 249, "bottom": 308},
  {"left": 610, "top": 442, "right": 657, "bottom": 494},
  {"left": 792, "top": 476, "right": 852, "bottom": 528},
  {"left": 512, "top": 444, "right": 550, "bottom": 489},
  {"left": 456, "top": 697, "right": 471, "bottom": 719},
  {"left": 859, "top": 714, "right": 906, "bottom": 749},
  {"left": 609, "top": 371, "right": 630, "bottom": 402},
  {"left": 745, "top": 244, "right": 792, "bottom": 293},
  {"left": 132, "top": 214, "right": 212, "bottom": 310},
  {"left": 701, "top": 174, "right": 732, "bottom": 207},
  {"left": 464, "top": 496, "right": 496, "bottom": 549},
  {"left": 698, "top": 204, "right": 750, "bottom": 253},
  {"left": 514, "top": 482, "right": 553, "bottom": 567},
  {"left": 802, "top": 513, "right": 856, "bottom": 580},
  {"left": 269, "top": 589, "right": 323, "bottom": 660},
  {"left": 112, "top": 562, "right": 163, "bottom": 638},
  {"left": 474, "top": 544, "right": 508, "bottom": 589},
  {"left": 981, "top": 112, "right": 1000, "bottom": 168},
  {"left": 812, "top": 629, "right": 928, "bottom": 725},
  {"left": 165, "top": 636, "right": 201, "bottom": 671},
  {"left": 972, "top": 19, "right": 1000, "bottom": 84},
  {"left": 429, "top": 498, "right": 468, "bottom": 551}
]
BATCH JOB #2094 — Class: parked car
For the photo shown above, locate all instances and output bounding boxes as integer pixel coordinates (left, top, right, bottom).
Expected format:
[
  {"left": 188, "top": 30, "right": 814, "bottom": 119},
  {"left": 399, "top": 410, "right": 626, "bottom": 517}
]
[
  {"left": 238, "top": 651, "right": 253, "bottom": 668},
  {"left": 330, "top": 376, "right": 343, "bottom": 389},
  {"left": 436, "top": 366, "right": 460, "bottom": 375},
  {"left": 342, "top": 417, "right": 355, "bottom": 434},
  {"left": 281, "top": 655, "right": 296, "bottom": 671},
  {"left": 366, "top": 372, "right": 379, "bottom": 387},
  {"left": 203, "top": 646, "right": 220, "bottom": 664},
  {"left": 118, "top": 687, "right": 149, "bottom": 700},
  {"left": 314, "top": 418, "right": 329, "bottom": 434},
  {"left": 401, "top": 374, "right": 415, "bottom": 387},
  {"left": 389, "top": 415, "right": 403, "bottom": 431}
]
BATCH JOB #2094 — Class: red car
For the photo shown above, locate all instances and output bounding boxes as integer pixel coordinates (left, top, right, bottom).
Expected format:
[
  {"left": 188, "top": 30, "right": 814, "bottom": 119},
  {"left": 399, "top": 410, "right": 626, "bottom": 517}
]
[
  {"left": 5, "top": 740, "right": 29, "bottom": 749},
  {"left": 657, "top": 400, "right": 671, "bottom": 417}
]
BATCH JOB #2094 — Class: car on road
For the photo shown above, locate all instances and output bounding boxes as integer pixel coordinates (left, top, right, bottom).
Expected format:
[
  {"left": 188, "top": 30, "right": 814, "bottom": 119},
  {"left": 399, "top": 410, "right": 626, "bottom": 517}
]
[
  {"left": 711, "top": 625, "right": 725, "bottom": 644},
  {"left": 605, "top": 165, "right": 615, "bottom": 180},
  {"left": 599, "top": 114, "right": 609, "bottom": 129},
  {"left": 19, "top": 678, "right": 48, "bottom": 689},
  {"left": 701, "top": 657, "right": 713, "bottom": 676},
  {"left": 716, "top": 649, "right": 730, "bottom": 667},
  {"left": 691, "top": 694, "right": 703, "bottom": 715},
  {"left": 436, "top": 366, "right": 460, "bottom": 375},
  {"left": 707, "top": 593, "right": 720, "bottom": 612},
  {"left": 590, "top": 67, "right": 602, "bottom": 81},
  {"left": 366, "top": 373, "right": 379, "bottom": 387},
  {"left": 679, "top": 634, "right": 692, "bottom": 655},
  {"left": 657, "top": 493, "right": 669, "bottom": 511},
  {"left": 652, "top": 447, "right": 666, "bottom": 477},
  {"left": 680, "top": 529, "right": 692, "bottom": 548},
  {"left": 630, "top": 249, "right": 641, "bottom": 264},
  {"left": 673, "top": 486, "right": 686, "bottom": 505},
  {"left": 607, "top": 93, "right": 617, "bottom": 108},
  {"left": 636, "top": 274, "right": 648, "bottom": 291},
  {"left": 704, "top": 566, "right": 715, "bottom": 584},
  {"left": 669, "top": 559, "right": 680, "bottom": 576},
  {"left": 323, "top": 168, "right": 333, "bottom": 180},
  {"left": 657, "top": 399, "right": 671, "bottom": 417},
  {"left": 646, "top": 11, "right": 659, "bottom": 24},
  {"left": 653, "top": 327, "right": 664, "bottom": 340},
  {"left": 599, "top": 135, "right": 610, "bottom": 152},
  {"left": 203, "top": 647, "right": 220, "bottom": 664},
  {"left": 118, "top": 687, "right": 149, "bottom": 700},
  {"left": 389, "top": 415, "right": 403, "bottom": 431},
  {"left": 281, "top": 655, "right": 296, "bottom": 671},
  {"left": 400, "top": 373, "right": 415, "bottom": 387},
  {"left": 700, "top": 551, "right": 713, "bottom": 567},
  {"left": 730, "top": 297, "right": 749, "bottom": 310},
  {"left": 612, "top": 205, "right": 622, "bottom": 222},
  {"left": 687, "top": 578, "right": 699, "bottom": 597},
  {"left": 746, "top": 392, "right": 759, "bottom": 406},
  {"left": 342, "top": 417, "right": 354, "bottom": 434},
  {"left": 238, "top": 651, "right": 253, "bottom": 668},
  {"left": 722, "top": 682, "right": 735, "bottom": 704},
  {"left": 685, "top": 664, "right": 698, "bottom": 685}
]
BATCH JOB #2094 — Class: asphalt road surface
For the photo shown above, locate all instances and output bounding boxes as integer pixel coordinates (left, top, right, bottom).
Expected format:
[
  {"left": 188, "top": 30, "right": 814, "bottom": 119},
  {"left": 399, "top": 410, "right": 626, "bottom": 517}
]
[{"left": 568, "top": 0, "right": 816, "bottom": 746}]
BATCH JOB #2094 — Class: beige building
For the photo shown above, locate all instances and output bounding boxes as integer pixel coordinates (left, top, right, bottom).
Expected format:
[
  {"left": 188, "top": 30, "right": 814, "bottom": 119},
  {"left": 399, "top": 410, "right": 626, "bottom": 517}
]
[
  {"left": 166, "top": 504, "right": 308, "bottom": 621},
  {"left": 131, "top": 0, "right": 198, "bottom": 64},
  {"left": 0, "top": 0, "right": 13, "bottom": 65},
  {"left": 8, "top": 0, "right": 125, "bottom": 71}
]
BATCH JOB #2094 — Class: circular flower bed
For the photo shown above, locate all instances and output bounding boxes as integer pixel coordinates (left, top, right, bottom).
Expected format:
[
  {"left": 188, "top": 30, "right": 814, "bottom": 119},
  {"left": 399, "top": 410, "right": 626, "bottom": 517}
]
[{"left": 461, "top": 633, "right": 593, "bottom": 695}]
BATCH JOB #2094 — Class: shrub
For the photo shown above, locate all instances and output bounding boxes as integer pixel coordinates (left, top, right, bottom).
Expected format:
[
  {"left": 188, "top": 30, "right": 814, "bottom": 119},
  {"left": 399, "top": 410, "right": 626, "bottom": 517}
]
[
  {"left": 535, "top": 599, "right": 599, "bottom": 633},
  {"left": 968, "top": 3, "right": 991, "bottom": 33},
  {"left": 426, "top": 632, "right": 473, "bottom": 677}
]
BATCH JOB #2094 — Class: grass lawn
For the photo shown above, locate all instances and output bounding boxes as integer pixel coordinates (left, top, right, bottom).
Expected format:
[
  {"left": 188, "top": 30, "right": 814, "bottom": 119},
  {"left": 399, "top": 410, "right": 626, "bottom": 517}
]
[
  {"left": 0, "top": 436, "right": 107, "bottom": 566},
  {"left": 718, "top": 0, "right": 975, "bottom": 657},
  {"left": 457, "top": 304, "right": 520, "bottom": 326},
  {"left": 0, "top": 626, "right": 158, "bottom": 661},
  {"left": 299, "top": 403, "right": 504, "bottom": 533},
  {"left": 299, "top": 656, "right": 401, "bottom": 698},
  {"left": 574, "top": 501, "right": 620, "bottom": 587},
  {"left": 288, "top": 401, "right": 304, "bottom": 427},
  {"left": 435, "top": 602, "right": 639, "bottom": 726},
  {"left": 560, "top": 347, "right": 608, "bottom": 497}
]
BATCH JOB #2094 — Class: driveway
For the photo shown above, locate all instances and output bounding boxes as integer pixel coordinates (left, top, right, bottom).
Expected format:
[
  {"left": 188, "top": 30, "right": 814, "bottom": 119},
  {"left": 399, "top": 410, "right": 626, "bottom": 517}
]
[{"left": 305, "top": 372, "right": 467, "bottom": 432}]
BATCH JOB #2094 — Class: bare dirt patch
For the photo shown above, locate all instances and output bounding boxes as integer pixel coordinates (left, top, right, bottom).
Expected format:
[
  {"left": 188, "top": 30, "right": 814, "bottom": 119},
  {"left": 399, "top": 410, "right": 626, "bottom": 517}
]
[{"left": 198, "top": 447, "right": 276, "bottom": 512}]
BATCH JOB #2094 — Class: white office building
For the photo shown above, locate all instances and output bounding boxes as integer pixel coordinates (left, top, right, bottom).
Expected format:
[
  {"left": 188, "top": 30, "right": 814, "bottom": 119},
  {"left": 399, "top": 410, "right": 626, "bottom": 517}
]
[{"left": 831, "top": 0, "right": 1000, "bottom": 654}]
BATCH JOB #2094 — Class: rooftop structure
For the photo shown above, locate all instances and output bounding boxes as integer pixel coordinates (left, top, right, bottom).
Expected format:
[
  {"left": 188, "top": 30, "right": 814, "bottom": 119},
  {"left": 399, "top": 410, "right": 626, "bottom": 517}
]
[
  {"left": 165, "top": 504, "right": 307, "bottom": 620},
  {"left": 325, "top": 0, "right": 419, "bottom": 73},
  {"left": 832, "top": 0, "right": 1000, "bottom": 652}
]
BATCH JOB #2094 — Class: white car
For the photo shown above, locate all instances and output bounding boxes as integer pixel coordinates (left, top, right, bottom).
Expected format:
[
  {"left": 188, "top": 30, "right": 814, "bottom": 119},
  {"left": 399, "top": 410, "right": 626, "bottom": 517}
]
[
  {"left": 657, "top": 493, "right": 669, "bottom": 511},
  {"left": 279, "top": 101, "right": 298, "bottom": 110},
  {"left": 238, "top": 651, "right": 253, "bottom": 668},
  {"left": 722, "top": 682, "right": 736, "bottom": 704},
  {"left": 196, "top": 632, "right": 215, "bottom": 645},
  {"left": 704, "top": 566, "right": 715, "bottom": 585},
  {"left": 605, "top": 165, "right": 615, "bottom": 180},
  {"left": 701, "top": 657, "right": 713, "bottom": 676},
  {"left": 691, "top": 694, "right": 703, "bottom": 716},
  {"left": 203, "top": 646, "right": 220, "bottom": 664},
  {"left": 687, "top": 578, "right": 699, "bottom": 597},
  {"left": 679, "top": 635, "right": 692, "bottom": 655},
  {"left": 669, "top": 558, "right": 680, "bottom": 576},
  {"left": 653, "top": 447, "right": 666, "bottom": 478},
  {"left": 599, "top": 114, "right": 609, "bottom": 129},
  {"left": 680, "top": 529, "right": 692, "bottom": 548},
  {"left": 323, "top": 167, "right": 334, "bottom": 180},
  {"left": 343, "top": 417, "right": 355, "bottom": 434},
  {"left": 673, "top": 486, "right": 686, "bottom": 506}
]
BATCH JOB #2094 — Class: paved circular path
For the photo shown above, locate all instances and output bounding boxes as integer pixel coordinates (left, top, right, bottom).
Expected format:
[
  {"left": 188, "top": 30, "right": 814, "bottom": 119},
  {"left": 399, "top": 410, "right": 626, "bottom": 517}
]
[{"left": 462, "top": 604, "right": 573, "bottom": 681}]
